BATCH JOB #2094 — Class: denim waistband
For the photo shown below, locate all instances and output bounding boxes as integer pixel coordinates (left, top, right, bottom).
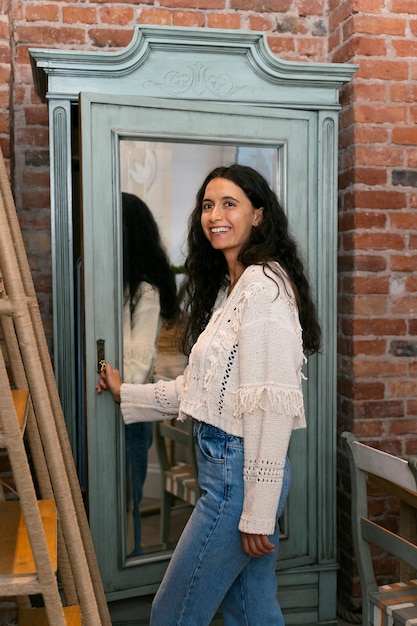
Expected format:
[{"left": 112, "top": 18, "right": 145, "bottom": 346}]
[{"left": 193, "top": 420, "right": 243, "bottom": 444}]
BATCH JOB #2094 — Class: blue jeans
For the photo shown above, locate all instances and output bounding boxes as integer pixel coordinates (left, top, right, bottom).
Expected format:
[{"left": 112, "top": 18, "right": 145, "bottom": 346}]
[
  {"left": 151, "top": 421, "right": 291, "bottom": 626},
  {"left": 125, "top": 421, "right": 154, "bottom": 557}
]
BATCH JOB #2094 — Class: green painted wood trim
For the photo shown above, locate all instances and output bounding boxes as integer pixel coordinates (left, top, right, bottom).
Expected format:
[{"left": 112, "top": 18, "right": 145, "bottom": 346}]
[{"left": 30, "top": 26, "right": 357, "bottom": 107}]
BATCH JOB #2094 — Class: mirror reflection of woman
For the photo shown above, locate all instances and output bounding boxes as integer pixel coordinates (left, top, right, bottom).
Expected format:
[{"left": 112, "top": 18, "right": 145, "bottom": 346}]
[
  {"left": 98, "top": 165, "right": 321, "bottom": 624},
  {"left": 121, "top": 192, "right": 178, "bottom": 557}
]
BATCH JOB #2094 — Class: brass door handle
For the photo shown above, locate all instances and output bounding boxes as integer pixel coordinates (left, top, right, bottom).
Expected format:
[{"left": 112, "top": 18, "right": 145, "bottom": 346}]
[{"left": 96, "top": 339, "right": 106, "bottom": 373}]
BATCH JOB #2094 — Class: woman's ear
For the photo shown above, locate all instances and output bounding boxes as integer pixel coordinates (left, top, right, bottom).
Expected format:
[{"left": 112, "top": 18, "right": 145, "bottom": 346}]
[{"left": 254, "top": 207, "right": 264, "bottom": 227}]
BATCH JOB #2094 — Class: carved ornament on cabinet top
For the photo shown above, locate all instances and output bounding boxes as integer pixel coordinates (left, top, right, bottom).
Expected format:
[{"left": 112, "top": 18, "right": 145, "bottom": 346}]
[{"left": 144, "top": 61, "right": 249, "bottom": 98}]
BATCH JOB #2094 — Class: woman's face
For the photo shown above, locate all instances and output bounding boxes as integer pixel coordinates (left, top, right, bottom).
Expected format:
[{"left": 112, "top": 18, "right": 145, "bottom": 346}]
[{"left": 200, "top": 177, "right": 263, "bottom": 261}]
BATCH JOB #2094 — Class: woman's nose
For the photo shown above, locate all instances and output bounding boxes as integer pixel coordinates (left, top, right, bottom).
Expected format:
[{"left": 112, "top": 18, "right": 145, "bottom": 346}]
[{"left": 210, "top": 204, "right": 223, "bottom": 220}]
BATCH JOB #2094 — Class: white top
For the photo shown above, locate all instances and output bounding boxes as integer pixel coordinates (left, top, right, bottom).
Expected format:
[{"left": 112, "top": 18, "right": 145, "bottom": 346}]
[
  {"left": 123, "top": 281, "right": 162, "bottom": 384},
  {"left": 121, "top": 264, "right": 307, "bottom": 534}
]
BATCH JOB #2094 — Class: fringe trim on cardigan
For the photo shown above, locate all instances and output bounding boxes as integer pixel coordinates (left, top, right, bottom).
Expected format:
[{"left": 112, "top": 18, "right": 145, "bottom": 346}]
[{"left": 234, "top": 385, "right": 306, "bottom": 429}]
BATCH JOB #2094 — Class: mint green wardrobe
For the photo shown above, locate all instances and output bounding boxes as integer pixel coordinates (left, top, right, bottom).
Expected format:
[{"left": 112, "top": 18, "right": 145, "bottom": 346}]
[{"left": 30, "top": 26, "right": 356, "bottom": 625}]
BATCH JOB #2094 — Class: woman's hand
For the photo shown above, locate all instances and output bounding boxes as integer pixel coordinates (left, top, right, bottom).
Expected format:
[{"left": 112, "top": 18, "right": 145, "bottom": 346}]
[
  {"left": 241, "top": 532, "right": 275, "bottom": 558},
  {"left": 95, "top": 364, "right": 122, "bottom": 404}
]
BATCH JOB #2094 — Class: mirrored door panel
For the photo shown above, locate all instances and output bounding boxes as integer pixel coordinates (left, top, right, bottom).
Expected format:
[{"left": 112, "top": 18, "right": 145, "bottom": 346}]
[{"left": 119, "top": 141, "right": 280, "bottom": 559}]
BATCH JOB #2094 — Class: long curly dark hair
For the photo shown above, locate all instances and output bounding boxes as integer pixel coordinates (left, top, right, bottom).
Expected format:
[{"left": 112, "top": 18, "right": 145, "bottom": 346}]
[
  {"left": 180, "top": 164, "right": 321, "bottom": 355},
  {"left": 122, "top": 192, "right": 179, "bottom": 324}
]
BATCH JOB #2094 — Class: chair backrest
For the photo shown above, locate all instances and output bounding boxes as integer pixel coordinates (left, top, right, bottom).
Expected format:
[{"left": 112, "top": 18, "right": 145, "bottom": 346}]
[
  {"left": 155, "top": 419, "right": 197, "bottom": 479},
  {"left": 342, "top": 431, "right": 417, "bottom": 624}
]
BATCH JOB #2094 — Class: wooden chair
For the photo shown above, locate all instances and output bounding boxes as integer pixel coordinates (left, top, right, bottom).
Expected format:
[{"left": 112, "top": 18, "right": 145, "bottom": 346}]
[
  {"left": 155, "top": 419, "right": 200, "bottom": 548},
  {"left": 342, "top": 431, "right": 417, "bottom": 626}
]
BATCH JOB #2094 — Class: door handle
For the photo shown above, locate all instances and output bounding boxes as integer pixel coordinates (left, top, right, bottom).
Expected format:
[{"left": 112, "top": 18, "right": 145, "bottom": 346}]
[{"left": 96, "top": 338, "right": 106, "bottom": 373}]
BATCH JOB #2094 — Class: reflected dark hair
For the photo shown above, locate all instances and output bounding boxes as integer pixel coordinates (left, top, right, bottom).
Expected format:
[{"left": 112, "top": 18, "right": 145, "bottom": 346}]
[
  {"left": 122, "top": 192, "right": 179, "bottom": 323},
  {"left": 180, "top": 163, "right": 321, "bottom": 355}
]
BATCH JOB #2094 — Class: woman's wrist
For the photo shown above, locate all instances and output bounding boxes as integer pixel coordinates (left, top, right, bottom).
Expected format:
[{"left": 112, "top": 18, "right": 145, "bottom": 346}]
[{"left": 112, "top": 383, "right": 122, "bottom": 404}]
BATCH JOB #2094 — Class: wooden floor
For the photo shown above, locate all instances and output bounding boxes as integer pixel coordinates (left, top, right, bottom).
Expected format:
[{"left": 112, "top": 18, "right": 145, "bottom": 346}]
[{"left": 137, "top": 498, "right": 190, "bottom": 555}]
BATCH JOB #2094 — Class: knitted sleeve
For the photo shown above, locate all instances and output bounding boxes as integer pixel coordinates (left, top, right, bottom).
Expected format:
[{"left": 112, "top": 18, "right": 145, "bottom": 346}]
[
  {"left": 120, "top": 375, "right": 184, "bottom": 424},
  {"left": 235, "top": 274, "right": 306, "bottom": 535}
]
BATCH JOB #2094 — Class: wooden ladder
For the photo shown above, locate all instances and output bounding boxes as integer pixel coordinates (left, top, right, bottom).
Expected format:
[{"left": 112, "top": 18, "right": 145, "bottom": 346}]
[{"left": 0, "top": 145, "right": 111, "bottom": 625}]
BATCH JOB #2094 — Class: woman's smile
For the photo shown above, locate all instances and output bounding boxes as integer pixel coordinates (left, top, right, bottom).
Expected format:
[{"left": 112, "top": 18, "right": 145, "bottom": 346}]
[{"left": 210, "top": 226, "right": 231, "bottom": 235}]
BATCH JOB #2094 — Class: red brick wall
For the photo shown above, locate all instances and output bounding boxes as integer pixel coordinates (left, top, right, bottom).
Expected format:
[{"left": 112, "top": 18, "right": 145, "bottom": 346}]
[
  {"left": 1, "top": 0, "right": 416, "bottom": 620},
  {"left": 329, "top": 0, "right": 417, "bottom": 614},
  {"left": 0, "top": 1, "right": 11, "bottom": 166}
]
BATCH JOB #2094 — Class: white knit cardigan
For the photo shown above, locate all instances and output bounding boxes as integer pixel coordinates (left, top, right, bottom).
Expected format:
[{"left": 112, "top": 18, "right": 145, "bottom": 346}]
[{"left": 121, "top": 263, "right": 307, "bottom": 535}]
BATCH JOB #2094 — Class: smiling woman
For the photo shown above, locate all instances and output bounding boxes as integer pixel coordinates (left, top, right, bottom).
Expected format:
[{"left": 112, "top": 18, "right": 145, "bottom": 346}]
[{"left": 96, "top": 162, "right": 321, "bottom": 626}]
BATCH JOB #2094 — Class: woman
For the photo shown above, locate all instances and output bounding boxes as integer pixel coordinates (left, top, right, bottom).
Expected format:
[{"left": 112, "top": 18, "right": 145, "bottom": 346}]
[
  {"left": 122, "top": 192, "right": 178, "bottom": 557},
  {"left": 98, "top": 165, "right": 320, "bottom": 624}
]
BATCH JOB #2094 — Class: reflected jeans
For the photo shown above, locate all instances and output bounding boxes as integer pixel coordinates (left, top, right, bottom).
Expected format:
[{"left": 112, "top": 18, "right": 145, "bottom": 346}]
[
  {"left": 125, "top": 421, "right": 154, "bottom": 557},
  {"left": 150, "top": 421, "right": 291, "bottom": 626}
]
